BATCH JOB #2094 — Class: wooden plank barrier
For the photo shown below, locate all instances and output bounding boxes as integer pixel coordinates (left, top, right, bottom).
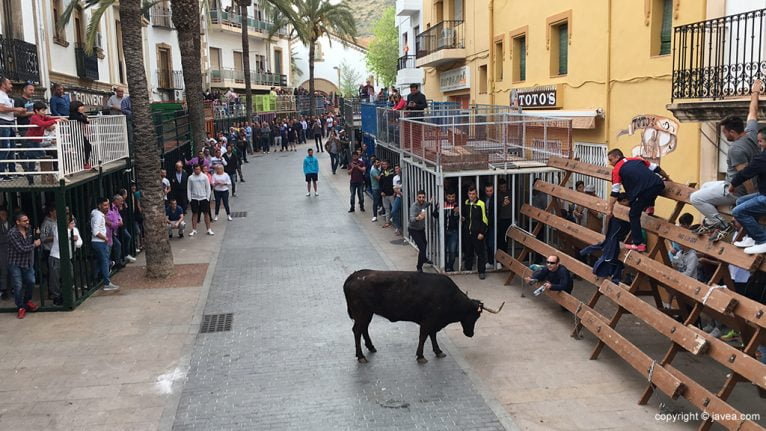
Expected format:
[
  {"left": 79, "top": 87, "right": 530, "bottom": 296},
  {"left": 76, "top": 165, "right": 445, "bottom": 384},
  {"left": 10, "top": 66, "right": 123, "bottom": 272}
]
[{"left": 497, "top": 156, "right": 766, "bottom": 430}]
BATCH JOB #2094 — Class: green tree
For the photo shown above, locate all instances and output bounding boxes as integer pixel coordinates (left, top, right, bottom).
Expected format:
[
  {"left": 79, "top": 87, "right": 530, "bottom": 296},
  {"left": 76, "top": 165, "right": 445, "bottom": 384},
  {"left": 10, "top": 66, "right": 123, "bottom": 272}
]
[
  {"left": 365, "top": 6, "right": 397, "bottom": 87},
  {"left": 268, "top": 0, "right": 357, "bottom": 115},
  {"left": 339, "top": 61, "right": 362, "bottom": 98},
  {"left": 61, "top": 0, "right": 174, "bottom": 278}
]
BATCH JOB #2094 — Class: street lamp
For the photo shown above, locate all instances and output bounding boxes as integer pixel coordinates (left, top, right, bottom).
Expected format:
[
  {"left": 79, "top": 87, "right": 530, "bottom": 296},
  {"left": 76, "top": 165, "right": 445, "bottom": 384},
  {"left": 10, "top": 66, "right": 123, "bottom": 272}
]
[{"left": 332, "top": 65, "right": 341, "bottom": 94}]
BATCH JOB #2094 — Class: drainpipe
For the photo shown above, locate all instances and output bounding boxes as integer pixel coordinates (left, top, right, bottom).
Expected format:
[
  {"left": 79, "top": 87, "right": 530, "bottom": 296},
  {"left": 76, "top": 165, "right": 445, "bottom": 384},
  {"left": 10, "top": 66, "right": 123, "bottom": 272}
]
[
  {"left": 33, "top": 0, "right": 51, "bottom": 98},
  {"left": 489, "top": 0, "right": 495, "bottom": 105},
  {"left": 605, "top": 0, "right": 612, "bottom": 146}
]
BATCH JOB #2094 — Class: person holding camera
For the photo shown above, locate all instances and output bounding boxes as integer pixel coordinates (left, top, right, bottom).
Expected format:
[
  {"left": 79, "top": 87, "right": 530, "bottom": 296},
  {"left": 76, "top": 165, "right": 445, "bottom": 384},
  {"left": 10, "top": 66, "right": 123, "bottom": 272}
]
[
  {"left": 409, "top": 190, "right": 432, "bottom": 272},
  {"left": 524, "top": 255, "right": 574, "bottom": 296}
]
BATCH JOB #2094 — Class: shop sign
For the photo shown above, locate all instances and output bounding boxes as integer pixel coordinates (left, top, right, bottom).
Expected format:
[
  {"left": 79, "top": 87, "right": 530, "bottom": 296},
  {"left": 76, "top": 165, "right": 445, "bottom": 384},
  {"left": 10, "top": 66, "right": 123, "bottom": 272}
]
[
  {"left": 511, "top": 85, "right": 561, "bottom": 109},
  {"left": 440, "top": 66, "right": 470, "bottom": 92},
  {"left": 68, "top": 89, "right": 109, "bottom": 109}
]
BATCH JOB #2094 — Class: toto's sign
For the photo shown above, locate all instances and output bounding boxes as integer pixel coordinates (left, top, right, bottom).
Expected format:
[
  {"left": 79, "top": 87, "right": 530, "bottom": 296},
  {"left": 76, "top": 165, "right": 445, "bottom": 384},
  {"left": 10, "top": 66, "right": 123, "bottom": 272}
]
[{"left": 511, "top": 85, "right": 561, "bottom": 109}]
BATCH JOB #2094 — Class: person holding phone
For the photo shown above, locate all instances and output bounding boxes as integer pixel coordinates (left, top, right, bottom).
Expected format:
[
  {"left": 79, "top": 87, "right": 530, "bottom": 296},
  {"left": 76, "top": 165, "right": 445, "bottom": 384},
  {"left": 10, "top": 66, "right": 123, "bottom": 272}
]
[{"left": 409, "top": 190, "right": 432, "bottom": 272}]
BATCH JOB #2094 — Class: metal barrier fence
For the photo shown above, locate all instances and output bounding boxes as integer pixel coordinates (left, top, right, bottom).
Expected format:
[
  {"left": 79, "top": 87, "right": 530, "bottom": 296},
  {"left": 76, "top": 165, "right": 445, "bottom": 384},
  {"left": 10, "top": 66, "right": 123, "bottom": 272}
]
[{"left": 399, "top": 113, "right": 573, "bottom": 170}]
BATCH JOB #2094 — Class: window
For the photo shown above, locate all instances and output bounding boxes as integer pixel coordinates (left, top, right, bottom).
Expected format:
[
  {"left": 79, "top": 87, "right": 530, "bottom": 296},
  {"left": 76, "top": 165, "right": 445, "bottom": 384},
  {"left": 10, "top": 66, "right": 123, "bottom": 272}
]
[
  {"left": 273, "top": 48, "right": 283, "bottom": 75},
  {"left": 652, "top": 0, "right": 673, "bottom": 56},
  {"left": 255, "top": 54, "right": 266, "bottom": 73},
  {"left": 51, "top": 0, "right": 67, "bottom": 43},
  {"left": 549, "top": 20, "right": 568, "bottom": 76},
  {"left": 512, "top": 35, "right": 526, "bottom": 82},
  {"left": 494, "top": 38, "right": 504, "bottom": 81},
  {"left": 479, "top": 64, "right": 487, "bottom": 94}
]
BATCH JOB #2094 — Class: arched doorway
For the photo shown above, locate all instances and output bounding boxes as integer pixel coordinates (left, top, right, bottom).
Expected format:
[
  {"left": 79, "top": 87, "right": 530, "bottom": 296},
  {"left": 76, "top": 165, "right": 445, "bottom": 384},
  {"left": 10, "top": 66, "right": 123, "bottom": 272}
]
[{"left": 299, "top": 78, "right": 338, "bottom": 95}]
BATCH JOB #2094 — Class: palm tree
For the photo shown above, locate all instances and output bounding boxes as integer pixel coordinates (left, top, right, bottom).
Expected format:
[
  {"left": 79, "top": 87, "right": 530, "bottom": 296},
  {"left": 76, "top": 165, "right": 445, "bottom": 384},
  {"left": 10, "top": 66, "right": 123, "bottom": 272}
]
[
  {"left": 268, "top": 0, "right": 356, "bottom": 116},
  {"left": 171, "top": 0, "right": 208, "bottom": 152},
  {"left": 61, "top": 0, "right": 174, "bottom": 279},
  {"left": 237, "top": 0, "right": 254, "bottom": 122}
]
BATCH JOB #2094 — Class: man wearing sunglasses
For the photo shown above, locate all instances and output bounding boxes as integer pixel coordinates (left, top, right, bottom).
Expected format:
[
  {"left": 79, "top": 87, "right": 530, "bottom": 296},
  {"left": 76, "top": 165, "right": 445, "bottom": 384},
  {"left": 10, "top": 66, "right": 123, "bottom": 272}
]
[{"left": 524, "top": 255, "right": 573, "bottom": 295}]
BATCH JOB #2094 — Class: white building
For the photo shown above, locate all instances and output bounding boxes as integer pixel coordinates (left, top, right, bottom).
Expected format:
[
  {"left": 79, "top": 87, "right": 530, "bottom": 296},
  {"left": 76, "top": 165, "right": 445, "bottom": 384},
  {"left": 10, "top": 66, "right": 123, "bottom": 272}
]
[
  {"left": 144, "top": 1, "right": 185, "bottom": 102},
  {"left": 0, "top": 0, "right": 41, "bottom": 89},
  {"left": 201, "top": 0, "right": 292, "bottom": 95},
  {"left": 292, "top": 33, "right": 371, "bottom": 95},
  {"left": 394, "top": 0, "right": 424, "bottom": 92}
]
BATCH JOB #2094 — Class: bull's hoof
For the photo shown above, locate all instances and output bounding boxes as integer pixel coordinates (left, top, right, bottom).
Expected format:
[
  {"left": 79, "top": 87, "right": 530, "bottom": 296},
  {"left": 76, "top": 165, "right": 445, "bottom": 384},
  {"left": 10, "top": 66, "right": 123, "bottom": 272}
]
[
  {"left": 434, "top": 351, "right": 446, "bottom": 359},
  {"left": 416, "top": 357, "right": 428, "bottom": 364},
  {"left": 357, "top": 357, "right": 368, "bottom": 364},
  {"left": 366, "top": 345, "right": 377, "bottom": 353}
]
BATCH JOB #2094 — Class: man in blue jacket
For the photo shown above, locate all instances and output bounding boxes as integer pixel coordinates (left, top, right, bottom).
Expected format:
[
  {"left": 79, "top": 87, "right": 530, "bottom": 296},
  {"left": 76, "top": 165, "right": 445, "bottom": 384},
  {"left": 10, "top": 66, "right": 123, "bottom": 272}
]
[
  {"left": 524, "top": 255, "right": 573, "bottom": 294},
  {"left": 303, "top": 148, "right": 319, "bottom": 197}
]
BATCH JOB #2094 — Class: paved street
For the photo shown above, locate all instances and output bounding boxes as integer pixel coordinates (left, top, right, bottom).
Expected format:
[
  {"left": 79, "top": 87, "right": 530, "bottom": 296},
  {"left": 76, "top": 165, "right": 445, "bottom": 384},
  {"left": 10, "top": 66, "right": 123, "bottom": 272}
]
[{"left": 171, "top": 149, "right": 508, "bottom": 430}]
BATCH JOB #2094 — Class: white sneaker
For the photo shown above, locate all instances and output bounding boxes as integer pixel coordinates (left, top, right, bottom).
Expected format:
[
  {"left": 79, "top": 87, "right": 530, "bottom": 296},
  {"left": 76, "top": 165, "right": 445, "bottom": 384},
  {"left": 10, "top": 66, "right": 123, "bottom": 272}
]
[
  {"left": 189, "top": 230, "right": 197, "bottom": 236},
  {"left": 371, "top": 217, "right": 377, "bottom": 222},
  {"left": 744, "top": 242, "right": 766, "bottom": 254},
  {"left": 213, "top": 215, "right": 219, "bottom": 221},
  {"left": 125, "top": 255, "right": 136, "bottom": 263},
  {"left": 103, "top": 283, "right": 120, "bottom": 291},
  {"left": 227, "top": 215, "right": 233, "bottom": 221},
  {"left": 734, "top": 236, "right": 755, "bottom": 248},
  {"left": 207, "top": 229, "right": 215, "bottom": 235},
  {"left": 314, "top": 192, "right": 319, "bottom": 196},
  {"left": 306, "top": 192, "right": 311, "bottom": 196}
]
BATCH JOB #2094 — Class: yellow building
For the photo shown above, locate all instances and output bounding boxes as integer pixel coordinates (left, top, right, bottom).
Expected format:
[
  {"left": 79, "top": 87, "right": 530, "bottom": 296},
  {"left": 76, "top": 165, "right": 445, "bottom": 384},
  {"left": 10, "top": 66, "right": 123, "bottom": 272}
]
[{"left": 418, "top": 0, "right": 716, "bottom": 208}]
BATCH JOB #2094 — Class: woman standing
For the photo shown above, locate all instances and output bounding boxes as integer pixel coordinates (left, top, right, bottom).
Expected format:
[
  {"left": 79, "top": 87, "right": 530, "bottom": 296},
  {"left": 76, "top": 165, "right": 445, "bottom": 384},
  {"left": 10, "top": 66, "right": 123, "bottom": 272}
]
[
  {"left": 212, "top": 164, "right": 232, "bottom": 221},
  {"left": 69, "top": 101, "right": 92, "bottom": 170}
]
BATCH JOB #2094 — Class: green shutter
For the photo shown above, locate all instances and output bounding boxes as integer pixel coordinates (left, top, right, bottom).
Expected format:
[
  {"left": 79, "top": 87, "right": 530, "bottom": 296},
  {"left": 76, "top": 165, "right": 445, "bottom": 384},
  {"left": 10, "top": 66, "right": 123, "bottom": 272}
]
[
  {"left": 660, "top": 0, "right": 672, "bottom": 55},
  {"left": 519, "top": 37, "right": 526, "bottom": 81},
  {"left": 558, "top": 23, "right": 568, "bottom": 75}
]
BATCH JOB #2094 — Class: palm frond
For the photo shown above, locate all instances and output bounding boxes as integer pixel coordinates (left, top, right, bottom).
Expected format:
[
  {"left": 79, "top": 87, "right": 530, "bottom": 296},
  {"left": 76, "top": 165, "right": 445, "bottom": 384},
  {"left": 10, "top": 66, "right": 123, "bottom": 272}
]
[
  {"left": 142, "top": 0, "right": 163, "bottom": 15},
  {"left": 83, "top": 1, "right": 113, "bottom": 54}
]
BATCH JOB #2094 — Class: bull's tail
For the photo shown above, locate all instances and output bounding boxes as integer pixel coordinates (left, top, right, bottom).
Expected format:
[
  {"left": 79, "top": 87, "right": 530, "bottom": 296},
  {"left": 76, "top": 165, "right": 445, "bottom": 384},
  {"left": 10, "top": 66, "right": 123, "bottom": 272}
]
[{"left": 343, "top": 274, "right": 355, "bottom": 320}]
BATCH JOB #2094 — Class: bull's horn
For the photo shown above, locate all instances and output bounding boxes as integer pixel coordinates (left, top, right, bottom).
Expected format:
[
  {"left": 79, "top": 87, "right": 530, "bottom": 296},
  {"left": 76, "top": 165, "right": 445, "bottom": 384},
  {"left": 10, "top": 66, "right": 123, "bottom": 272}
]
[{"left": 482, "top": 302, "right": 505, "bottom": 314}]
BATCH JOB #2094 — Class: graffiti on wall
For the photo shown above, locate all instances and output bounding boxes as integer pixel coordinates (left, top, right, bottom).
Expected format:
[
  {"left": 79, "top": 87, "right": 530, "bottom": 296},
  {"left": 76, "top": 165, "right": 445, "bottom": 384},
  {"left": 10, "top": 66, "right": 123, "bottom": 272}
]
[{"left": 617, "top": 115, "right": 679, "bottom": 159}]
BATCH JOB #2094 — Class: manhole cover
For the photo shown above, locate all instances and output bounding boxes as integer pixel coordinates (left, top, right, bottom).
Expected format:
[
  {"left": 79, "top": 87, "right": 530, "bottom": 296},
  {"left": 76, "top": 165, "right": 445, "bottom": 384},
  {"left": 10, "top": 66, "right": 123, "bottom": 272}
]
[
  {"left": 379, "top": 399, "right": 409, "bottom": 409},
  {"left": 230, "top": 211, "right": 247, "bottom": 218},
  {"left": 200, "top": 313, "right": 233, "bottom": 333}
]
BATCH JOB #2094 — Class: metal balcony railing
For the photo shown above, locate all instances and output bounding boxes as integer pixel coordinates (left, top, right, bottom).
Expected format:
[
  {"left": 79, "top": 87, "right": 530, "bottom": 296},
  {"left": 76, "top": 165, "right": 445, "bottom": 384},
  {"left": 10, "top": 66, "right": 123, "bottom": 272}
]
[
  {"left": 75, "top": 44, "right": 99, "bottom": 80},
  {"left": 157, "top": 69, "right": 184, "bottom": 89},
  {"left": 209, "top": 68, "right": 286, "bottom": 86},
  {"left": 415, "top": 20, "right": 464, "bottom": 58},
  {"left": 151, "top": 4, "right": 174, "bottom": 28},
  {"left": 0, "top": 38, "right": 40, "bottom": 83},
  {"left": 209, "top": 9, "right": 288, "bottom": 36},
  {"left": 672, "top": 8, "right": 766, "bottom": 100},
  {"left": 397, "top": 54, "right": 416, "bottom": 71}
]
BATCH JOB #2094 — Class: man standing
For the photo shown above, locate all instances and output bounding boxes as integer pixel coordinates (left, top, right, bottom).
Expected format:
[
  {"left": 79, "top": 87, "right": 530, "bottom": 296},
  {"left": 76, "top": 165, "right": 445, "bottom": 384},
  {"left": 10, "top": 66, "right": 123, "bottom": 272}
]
[
  {"left": 49, "top": 213, "right": 83, "bottom": 306},
  {"left": 369, "top": 159, "right": 382, "bottom": 222},
  {"left": 433, "top": 191, "right": 460, "bottom": 272},
  {"left": 462, "top": 186, "right": 489, "bottom": 279},
  {"left": 170, "top": 161, "right": 189, "bottom": 212},
  {"left": 524, "top": 255, "right": 574, "bottom": 294},
  {"left": 49, "top": 84, "right": 70, "bottom": 117},
  {"left": 409, "top": 190, "right": 432, "bottom": 272},
  {"left": 105, "top": 87, "right": 125, "bottom": 115},
  {"left": 7, "top": 213, "right": 41, "bottom": 318},
  {"left": 244, "top": 121, "right": 253, "bottom": 155},
  {"left": 14, "top": 83, "right": 36, "bottom": 181},
  {"left": 222, "top": 145, "right": 240, "bottom": 197},
  {"left": 691, "top": 79, "right": 762, "bottom": 241},
  {"left": 187, "top": 164, "right": 213, "bottom": 236},
  {"left": 303, "top": 148, "right": 319, "bottom": 197},
  {"left": 300, "top": 117, "right": 309, "bottom": 147},
  {"left": 406, "top": 83, "right": 427, "bottom": 111},
  {"left": 160, "top": 169, "right": 171, "bottom": 203},
  {"left": 496, "top": 180, "right": 514, "bottom": 253},
  {"left": 0, "top": 208, "right": 9, "bottom": 300},
  {"left": 379, "top": 161, "right": 395, "bottom": 227},
  {"left": 91, "top": 197, "right": 119, "bottom": 292},
  {"left": 0, "top": 78, "right": 27, "bottom": 177},
  {"left": 348, "top": 151, "right": 366, "bottom": 212},
  {"left": 483, "top": 183, "right": 496, "bottom": 267},
  {"left": 606, "top": 148, "right": 671, "bottom": 252},
  {"left": 325, "top": 131, "right": 340, "bottom": 174},
  {"left": 39, "top": 206, "right": 57, "bottom": 295},
  {"left": 166, "top": 199, "right": 186, "bottom": 238}
]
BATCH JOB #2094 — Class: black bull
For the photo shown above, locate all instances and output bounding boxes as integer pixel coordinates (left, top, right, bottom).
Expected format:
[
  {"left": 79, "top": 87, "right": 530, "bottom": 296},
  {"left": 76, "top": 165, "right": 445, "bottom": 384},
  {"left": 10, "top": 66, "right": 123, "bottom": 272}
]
[{"left": 343, "top": 270, "right": 504, "bottom": 364}]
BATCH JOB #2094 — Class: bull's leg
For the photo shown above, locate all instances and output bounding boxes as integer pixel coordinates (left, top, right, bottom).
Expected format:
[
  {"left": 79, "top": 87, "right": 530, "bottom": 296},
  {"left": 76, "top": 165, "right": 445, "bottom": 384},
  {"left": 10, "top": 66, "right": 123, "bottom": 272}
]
[
  {"left": 430, "top": 332, "right": 446, "bottom": 358},
  {"left": 362, "top": 321, "right": 377, "bottom": 353},
  {"left": 416, "top": 327, "right": 429, "bottom": 364},
  {"left": 352, "top": 321, "right": 367, "bottom": 363}
]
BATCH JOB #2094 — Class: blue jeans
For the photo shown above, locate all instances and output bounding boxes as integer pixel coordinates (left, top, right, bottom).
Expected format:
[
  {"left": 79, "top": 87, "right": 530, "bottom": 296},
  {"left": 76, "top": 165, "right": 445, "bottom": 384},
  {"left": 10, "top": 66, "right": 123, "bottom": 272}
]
[
  {"left": 92, "top": 241, "right": 111, "bottom": 285},
  {"left": 391, "top": 196, "right": 402, "bottom": 230},
  {"left": 0, "top": 121, "right": 16, "bottom": 173},
  {"left": 758, "top": 345, "right": 766, "bottom": 365},
  {"left": 329, "top": 152, "right": 339, "bottom": 173},
  {"left": 445, "top": 230, "right": 459, "bottom": 271},
  {"left": 732, "top": 193, "right": 766, "bottom": 244},
  {"left": 371, "top": 188, "right": 381, "bottom": 218},
  {"left": 9, "top": 264, "right": 34, "bottom": 309},
  {"left": 121, "top": 228, "right": 133, "bottom": 260}
]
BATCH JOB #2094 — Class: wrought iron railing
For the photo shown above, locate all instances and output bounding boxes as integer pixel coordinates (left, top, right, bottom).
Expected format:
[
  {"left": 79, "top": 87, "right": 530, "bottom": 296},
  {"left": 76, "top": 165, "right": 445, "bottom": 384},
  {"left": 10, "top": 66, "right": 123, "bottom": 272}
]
[
  {"left": 209, "top": 9, "right": 288, "bottom": 36},
  {"left": 209, "top": 68, "right": 286, "bottom": 86},
  {"left": 151, "top": 4, "right": 174, "bottom": 28},
  {"left": 157, "top": 69, "right": 184, "bottom": 89},
  {"left": 415, "top": 20, "right": 464, "bottom": 58},
  {"left": 0, "top": 38, "right": 40, "bottom": 83},
  {"left": 397, "top": 54, "right": 416, "bottom": 71},
  {"left": 672, "top": 8, "right": 766, "bottom": 100},
  {"left": 75, "top": 44, "right": 99, "bottom": 80}
]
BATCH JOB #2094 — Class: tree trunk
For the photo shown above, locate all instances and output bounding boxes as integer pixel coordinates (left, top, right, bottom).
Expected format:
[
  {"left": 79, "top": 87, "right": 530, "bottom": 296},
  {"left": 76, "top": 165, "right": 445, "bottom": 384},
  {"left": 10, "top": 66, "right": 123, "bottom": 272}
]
[
  {"left": 240, "top": 2, "right": 253, "bottom": 121},
  {"left": 171, "top": 0, "right": 207, "bottom": 152},
  {"left": 119, "top": 0, "right": 174, "bottom": 278},
  {"left": 308, "top": 40, "right": 316, "bottom": 117}
]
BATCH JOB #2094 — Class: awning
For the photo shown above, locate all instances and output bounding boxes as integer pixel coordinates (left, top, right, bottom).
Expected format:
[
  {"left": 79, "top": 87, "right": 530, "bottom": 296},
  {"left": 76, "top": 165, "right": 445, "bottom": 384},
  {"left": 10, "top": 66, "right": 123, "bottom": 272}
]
[{"left": 524, "top": 109, "right": 603, "bottom": 129}]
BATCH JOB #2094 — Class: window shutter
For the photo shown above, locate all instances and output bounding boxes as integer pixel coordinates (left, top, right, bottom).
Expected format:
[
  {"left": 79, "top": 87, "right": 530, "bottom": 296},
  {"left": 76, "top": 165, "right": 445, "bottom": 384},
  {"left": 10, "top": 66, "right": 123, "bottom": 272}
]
[
  {"left": 558, "top": 23, "right": 568, "bottom": 75},
  {"left": 660, "top": 0, "right": 672, "bottom": 55},
  {"left": 519, "top": 37, "right": 526, "bottom": 81}
]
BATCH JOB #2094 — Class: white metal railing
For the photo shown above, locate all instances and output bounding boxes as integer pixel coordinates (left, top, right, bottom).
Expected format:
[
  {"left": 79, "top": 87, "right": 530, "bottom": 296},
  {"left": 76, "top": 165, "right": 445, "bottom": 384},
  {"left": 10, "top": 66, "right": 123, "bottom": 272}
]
[{"left": 0, "top": 115, "right": 129, "bottom": 183}]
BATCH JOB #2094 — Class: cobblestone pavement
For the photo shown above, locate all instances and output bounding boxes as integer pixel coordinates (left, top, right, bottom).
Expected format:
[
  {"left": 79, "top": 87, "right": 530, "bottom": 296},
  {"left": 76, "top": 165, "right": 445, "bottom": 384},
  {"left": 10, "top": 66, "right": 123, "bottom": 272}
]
[{"left": 172, "top": 150, "right": 508, "bottom": 430}]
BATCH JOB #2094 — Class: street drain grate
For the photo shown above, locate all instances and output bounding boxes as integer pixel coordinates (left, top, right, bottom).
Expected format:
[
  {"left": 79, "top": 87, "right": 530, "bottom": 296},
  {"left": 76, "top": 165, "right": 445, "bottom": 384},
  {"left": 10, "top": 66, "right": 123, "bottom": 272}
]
[
  {"left": 200, "top": 313, "right": 233, "bottom": 333},
  {"left": 230, "top": 211, "right": 248, "bottom": 218}
]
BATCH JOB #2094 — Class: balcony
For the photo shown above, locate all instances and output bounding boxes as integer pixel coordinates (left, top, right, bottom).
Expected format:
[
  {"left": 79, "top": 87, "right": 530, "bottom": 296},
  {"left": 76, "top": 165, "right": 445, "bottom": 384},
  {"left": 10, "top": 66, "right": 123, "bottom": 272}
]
[
  {"left": 395, "top": 55, "right": 424, "bottom": 88},
  {"left": 396, "top": 0, "right": 420, "bottom": 16},
  {"left": 151, "top": 4, "right": 174, "bottom": 29},
  {"left": 415, "top": 20, "right": 465, "bottom": 68},
  {"left": 208, "top": 9, "right": 288, "bottom": 38},
  {"left": 667, "top": 8, "right": 766, "bottom": 122},
  {"left": 0, "top": 38, "right": 40, "bottom": 83},
  {"left": 209, "top": 68, "right": 287, "bottom": 88},
  {"left": 75, "top": 44, "right": 99, "bottom": 81},
  {"left": 157, "top": 69, "right": 184, "bottom": 89}
]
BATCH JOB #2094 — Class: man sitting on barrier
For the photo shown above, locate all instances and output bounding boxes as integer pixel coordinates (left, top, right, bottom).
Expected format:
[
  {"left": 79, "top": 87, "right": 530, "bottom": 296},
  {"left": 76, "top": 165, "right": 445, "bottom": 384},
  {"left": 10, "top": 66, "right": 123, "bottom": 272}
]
[
  {"left": 524, "top": 255, "right": 573, "bottom": 298},
  {"left": 729, "top": 123, "right": 766, "bottom": 254},
  {"left": 606, "top": 148, "right": 671, "bottom": 252}
]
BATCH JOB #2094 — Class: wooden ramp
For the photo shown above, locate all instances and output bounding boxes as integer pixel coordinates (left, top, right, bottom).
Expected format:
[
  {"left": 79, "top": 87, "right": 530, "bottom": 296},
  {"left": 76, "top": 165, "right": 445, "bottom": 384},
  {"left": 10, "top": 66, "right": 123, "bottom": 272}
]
[{"left": 497, "top": 156, "right": 766, "bottom": 431}]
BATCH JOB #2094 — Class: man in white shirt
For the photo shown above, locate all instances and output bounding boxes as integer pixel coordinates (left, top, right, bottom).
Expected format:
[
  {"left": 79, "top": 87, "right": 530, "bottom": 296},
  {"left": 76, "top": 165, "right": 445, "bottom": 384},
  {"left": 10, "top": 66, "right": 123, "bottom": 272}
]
[
  {"left": 0, "top": 77, "right": 27, "bottom": 177},
  {"left": 91, "top": 197, "right": 119, "bottom": 291},
  {"left": 187, "top": 164, "right": 213, "bottom": 236},
  {"left": 160, "top": 169, "right": 171, "bottom": 202},
  {"left": 49, "top": 214, "right": 83, "bottom": 305},
  {"left": 105, "top": 87, "right": 125, "bottom": 115}
]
